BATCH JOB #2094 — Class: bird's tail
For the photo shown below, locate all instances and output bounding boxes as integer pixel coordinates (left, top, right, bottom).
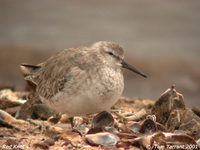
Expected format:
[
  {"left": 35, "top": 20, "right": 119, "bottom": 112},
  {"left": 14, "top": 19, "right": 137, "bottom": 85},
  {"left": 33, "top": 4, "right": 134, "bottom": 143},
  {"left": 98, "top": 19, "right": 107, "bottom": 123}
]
[{"left": 20, "top": 63, "right": 41, "bottom": 77}]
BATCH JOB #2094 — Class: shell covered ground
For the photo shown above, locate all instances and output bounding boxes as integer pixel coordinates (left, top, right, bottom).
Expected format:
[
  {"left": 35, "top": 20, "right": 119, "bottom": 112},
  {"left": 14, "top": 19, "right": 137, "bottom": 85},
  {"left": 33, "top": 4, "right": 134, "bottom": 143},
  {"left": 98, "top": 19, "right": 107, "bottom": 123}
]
[{"left": 0, "top": 85, "right": 199, "bottom": 150}]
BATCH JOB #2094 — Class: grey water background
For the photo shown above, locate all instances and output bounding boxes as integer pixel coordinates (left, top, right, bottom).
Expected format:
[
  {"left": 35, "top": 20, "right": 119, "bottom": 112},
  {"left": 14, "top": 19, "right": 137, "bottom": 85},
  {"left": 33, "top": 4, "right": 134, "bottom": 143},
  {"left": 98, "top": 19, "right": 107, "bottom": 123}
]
[{"left": 0, "top": 0, "right": 200, "bottom": 107}]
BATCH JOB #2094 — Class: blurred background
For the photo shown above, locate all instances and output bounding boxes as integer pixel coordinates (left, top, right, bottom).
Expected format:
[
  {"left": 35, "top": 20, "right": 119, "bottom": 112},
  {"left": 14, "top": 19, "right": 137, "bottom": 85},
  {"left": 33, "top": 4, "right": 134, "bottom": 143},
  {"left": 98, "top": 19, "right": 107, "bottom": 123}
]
[{"left": 0, "top": 0, "right": 200, "bottom": 107}]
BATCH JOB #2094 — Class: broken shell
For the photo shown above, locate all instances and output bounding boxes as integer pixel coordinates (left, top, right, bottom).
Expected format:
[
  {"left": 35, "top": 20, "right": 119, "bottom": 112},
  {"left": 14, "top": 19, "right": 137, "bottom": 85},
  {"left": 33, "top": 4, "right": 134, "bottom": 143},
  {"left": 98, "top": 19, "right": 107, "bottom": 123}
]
[
  {"left": 58, "top": 114, "right": 68, "bottom": 123},
  {"left": 163, "top": 132, "right": 198, "bottom": 145},
  {"left": 128, "top": 122, "right": 141, "bottom": 133},
  {"left": 127, "top": 132, "right": 199, "bottom": 149},
  {"left": 92, "top": 111, "right": 114, "bottom": 129},
  {"left": 33, "top": 142, "right": 49, "bottom": 149},
  {"left": 85, "top": 132, "right": 120, "bottom": 146},
  {"left": 48, "top": 113, "right": 62, "bottom": 124},
  {"left": 179, "top": 119, "right": 200, "bottom": 140},
  {"left": 104, "top": 126, "right": 119, "bottom": 134},
  {"left": 152, "top": 85, "right": 186, "bottom": 125},
  {"left": 182, "top": 109, "right": 200, "bottom": 123},
  {"left": 4, "top": 139, "right": 19, "bottom": 148},
  {"left": 166, "top": 109, "right": 182, "bottom": 130},
  {"left": 44, "top": 125, "right": 65, "bottom": 138},
  {"left": 146, "top": 115, "right": 156, "bottom": 122},
  {"left": 87, "top": 127, "right": 103, "bottom": 134},
  {"left": 178, "top": 109, "right": 200, "bottom": 140},
  {"left": 165, "top": 107, "right": 200, "bottom": 139},
  {"left": 192, "top": 106, "right": 200, "bottom": 118},
  {"left": 155, "top": 122, "right": 167, "bottom": 131},
  {"left": 174, "top": 130, "right": 187, "bottom": 135},
  {"left": 73, "top": 123, "right": 90, "bottom": 135},
  {"left": 139, "top": 118, "right": 157, "bottom": 134},
  {"left": 5, "top": 106, "right": 21, "bottom": 116},
  {"left": 0, "top": 89, "right": 26, "bottom": 110},
  {"left": 152, "top": 132, "right": 199, "bottom": 149},
  {"left": 121, "top": 134, "right": 154, "bottom": 149},
  {"left": 197, "top": 138, "right": 200, "bottom": 146},
  {"left": 0, "top": 109, "right": 27, "bottom": 125},
  {"left": 72, "top": 116, "right": 84, "bottom": 127},
  {"left": 125, "top": 108, "right": 147, "bottom": 121},
  {"left": 43, "top": 138, "right": 55, "bottom": 146},
  {"left": 115, "top": 122, "right": 127, "bottom": 133}
]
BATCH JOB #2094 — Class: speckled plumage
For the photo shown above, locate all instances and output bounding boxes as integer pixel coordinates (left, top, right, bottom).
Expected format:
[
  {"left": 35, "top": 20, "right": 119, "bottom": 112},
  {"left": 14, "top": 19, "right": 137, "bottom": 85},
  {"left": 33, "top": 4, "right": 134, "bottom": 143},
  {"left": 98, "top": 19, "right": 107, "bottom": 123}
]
[{"left": 21, "top": 41, "right": 146, "bottom": 117}]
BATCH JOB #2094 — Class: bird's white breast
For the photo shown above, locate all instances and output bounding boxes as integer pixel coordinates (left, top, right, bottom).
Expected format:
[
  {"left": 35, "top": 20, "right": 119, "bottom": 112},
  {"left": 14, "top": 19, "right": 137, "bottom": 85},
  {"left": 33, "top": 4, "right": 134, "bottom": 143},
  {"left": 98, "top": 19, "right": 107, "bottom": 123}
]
[{"left": 40, "top": 67, "right": 124, "bottom": 117}]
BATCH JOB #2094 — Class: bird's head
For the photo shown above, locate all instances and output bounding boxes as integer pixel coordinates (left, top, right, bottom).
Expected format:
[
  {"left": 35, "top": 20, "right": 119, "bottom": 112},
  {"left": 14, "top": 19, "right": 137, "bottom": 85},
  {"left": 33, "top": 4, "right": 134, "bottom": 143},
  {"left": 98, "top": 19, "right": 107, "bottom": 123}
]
[{"left": 91, "top": 41, "right": 147, "bottom": 78}]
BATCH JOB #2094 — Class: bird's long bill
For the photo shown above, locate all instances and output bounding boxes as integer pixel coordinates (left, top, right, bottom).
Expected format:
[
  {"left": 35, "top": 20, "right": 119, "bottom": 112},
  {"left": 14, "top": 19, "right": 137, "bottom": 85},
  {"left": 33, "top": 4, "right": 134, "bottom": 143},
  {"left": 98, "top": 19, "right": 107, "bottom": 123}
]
[{"left": 122, "top": 60, "right": 147, "bottom": 78}]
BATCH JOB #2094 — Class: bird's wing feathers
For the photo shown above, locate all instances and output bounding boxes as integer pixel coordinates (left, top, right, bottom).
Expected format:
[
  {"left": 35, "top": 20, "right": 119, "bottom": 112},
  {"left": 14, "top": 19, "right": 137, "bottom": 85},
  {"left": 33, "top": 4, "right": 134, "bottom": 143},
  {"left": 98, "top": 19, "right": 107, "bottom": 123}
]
[{"left": 26, "top": 48, "right": 95, "bottom": 99}]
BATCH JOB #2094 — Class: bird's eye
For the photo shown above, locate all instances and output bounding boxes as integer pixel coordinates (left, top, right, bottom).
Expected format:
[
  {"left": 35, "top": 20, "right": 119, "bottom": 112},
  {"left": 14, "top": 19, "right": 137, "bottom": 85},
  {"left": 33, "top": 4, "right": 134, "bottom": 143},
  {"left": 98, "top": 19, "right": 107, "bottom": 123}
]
[{"left": 108, "top": 52, "right": 114, "bottom": 56}]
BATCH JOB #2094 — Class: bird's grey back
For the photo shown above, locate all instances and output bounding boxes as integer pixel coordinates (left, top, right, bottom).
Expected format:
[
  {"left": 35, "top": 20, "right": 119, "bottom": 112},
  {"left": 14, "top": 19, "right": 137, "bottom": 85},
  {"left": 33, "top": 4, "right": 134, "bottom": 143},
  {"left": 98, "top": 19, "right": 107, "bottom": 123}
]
[{"left": 27, "top": 47, "right": 102, "bottom": 99}]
